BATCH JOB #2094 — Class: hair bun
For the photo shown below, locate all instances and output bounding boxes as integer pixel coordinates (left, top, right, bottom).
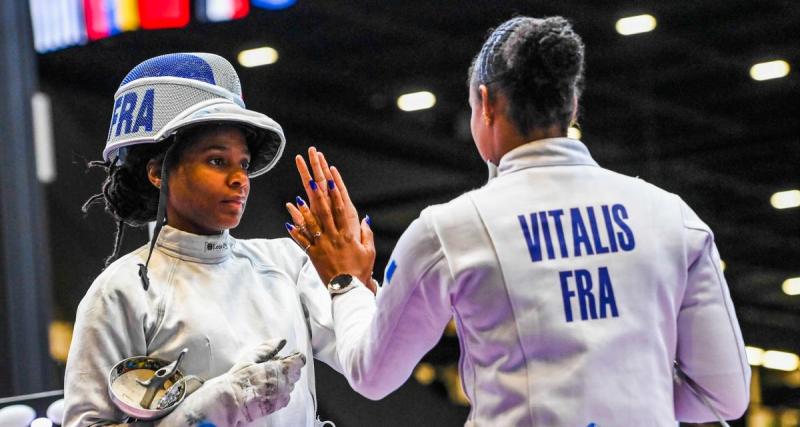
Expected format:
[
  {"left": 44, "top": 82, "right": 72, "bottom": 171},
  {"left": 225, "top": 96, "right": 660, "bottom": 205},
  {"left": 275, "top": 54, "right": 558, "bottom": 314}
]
[
  {"left": 506, "top": 16, "right": 584, "bottom": 86},
  {"left": 485, "top": 15, "right": 585, "bottom": 133},
  {"left": 536, "top": 18, "right": 584, "bottom": 79}
]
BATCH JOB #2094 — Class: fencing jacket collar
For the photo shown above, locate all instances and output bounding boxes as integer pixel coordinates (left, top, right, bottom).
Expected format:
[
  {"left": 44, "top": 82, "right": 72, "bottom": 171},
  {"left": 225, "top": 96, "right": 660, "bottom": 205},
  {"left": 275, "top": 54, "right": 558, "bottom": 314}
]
[
  {"left": 497, "top": 137, "right": 599, "bottom": 178},
  {"left": 155, "top": 225, "right": 233, "bottom": 264}
]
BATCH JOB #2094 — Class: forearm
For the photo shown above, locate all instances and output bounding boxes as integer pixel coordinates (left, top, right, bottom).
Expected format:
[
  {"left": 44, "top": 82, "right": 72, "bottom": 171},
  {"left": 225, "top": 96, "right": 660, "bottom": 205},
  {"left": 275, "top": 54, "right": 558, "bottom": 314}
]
[
  {"left": 331, "top": 285, "right": 395, "bottom": 399},
  {"left": 675, "top": 227, "right": 750, "bottom": 421},
  {"left": 674, "top": 303, "right": 750, "bottom": 421},
  {"left": 155, "top": 375, "right": 240, "bottom": 427}
]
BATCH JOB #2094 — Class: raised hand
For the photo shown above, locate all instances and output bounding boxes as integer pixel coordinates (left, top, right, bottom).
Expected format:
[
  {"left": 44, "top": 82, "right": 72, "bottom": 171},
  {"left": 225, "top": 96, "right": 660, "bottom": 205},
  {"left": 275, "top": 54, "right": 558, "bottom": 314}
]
[{"left": 285, "top": 147, "right": 376, "bottom": 291}]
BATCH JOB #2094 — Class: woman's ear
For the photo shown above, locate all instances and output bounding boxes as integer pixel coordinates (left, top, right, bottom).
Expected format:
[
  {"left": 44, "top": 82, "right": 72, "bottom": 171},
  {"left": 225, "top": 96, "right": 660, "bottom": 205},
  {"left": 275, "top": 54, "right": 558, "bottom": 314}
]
[
  {"left": 146, "top": 159, "right": 161, "bottom": 189},
  {"left": 479, "top": 84, "right": 494, "bottom": 126}
]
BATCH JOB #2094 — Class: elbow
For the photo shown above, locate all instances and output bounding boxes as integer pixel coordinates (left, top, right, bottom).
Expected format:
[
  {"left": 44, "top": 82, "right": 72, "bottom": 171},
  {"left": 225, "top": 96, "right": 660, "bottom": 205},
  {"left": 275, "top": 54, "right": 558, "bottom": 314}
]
[
  {"left": 719, "top": 365, "right": 751, "bottom": 420},
  {"left": 342, "top": 358, "right": 397, "bottom": 400},
  {"left": 676, "top": 388, "right": 749, "bottom": 423},
  {"left": 675, "top": 369, "right": 751, "bottom": 422},
  {"left": 348, "top": 377, "right": 393, "bottom": 401},
  {"left": 339, "top": 350, "right": 396, "bottom": 400},
  {"left": 718, "top": 385, "right": 750, "bottom": 420}
]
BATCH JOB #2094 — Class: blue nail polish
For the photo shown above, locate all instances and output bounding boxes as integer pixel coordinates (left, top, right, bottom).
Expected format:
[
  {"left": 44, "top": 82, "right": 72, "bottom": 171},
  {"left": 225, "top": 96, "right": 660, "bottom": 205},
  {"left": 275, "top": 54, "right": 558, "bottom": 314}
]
[
  {"left": 327, "top": 179, "right": 335, "bottom": 190},
  {"left": 365, "top": 214, "right": 372, "bottom": 227},
  {"left": 295, "top": 196, "right": 305, "bottom": 206},
  {"left": 285, "top": 222, "right": 295, "bottom": 232},
  {"left": 309, "top": 179, "right": 318, "bottom": 191}
]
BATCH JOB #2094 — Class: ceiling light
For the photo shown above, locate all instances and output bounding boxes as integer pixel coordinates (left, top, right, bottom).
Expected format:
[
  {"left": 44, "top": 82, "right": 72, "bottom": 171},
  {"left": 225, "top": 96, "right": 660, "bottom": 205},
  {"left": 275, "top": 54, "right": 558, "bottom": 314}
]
[
  {"left": 615, "top": 14, "right": 657, "bottom": 36},
  {"left": 762, "top": 350, "right": 799, "bottom": 371},
  {"left": 745, "top": 346, "right": 764, "bottom": 366},
  {"left": 397, "top": 91, "right": 436, "bottom": 112},
  {"left": 750, "top": 60, "right": 790, "bottom": 81},
  {"left": 770, "top": 189, "right": 800, "bottom": 209},
  {"left": 783, "top": 277, "right": 800, "bottom": 296},
  {"left": 567, "top": 126, "right": 582, "bottom": 139},
  {"left": 237, "top": 47, "right": 278, "bottom": 68}
]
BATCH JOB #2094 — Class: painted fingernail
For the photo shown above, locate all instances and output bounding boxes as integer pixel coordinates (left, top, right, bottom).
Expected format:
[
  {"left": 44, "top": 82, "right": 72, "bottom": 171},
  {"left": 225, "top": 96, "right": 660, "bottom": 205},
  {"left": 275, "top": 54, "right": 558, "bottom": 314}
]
[
  {"left": 327, "top": 179, "right": 335, "bottom": 190},
  {"left": 309, "top": 179, "right": 318, "bottom": 191},
  {"left": 285, "top": 222, "right": 295, "bottom": 232},
  {"left": 365, "top": 214, "right": 372, "bottom": 227},
  {"left": 296, "top": 196, "right": 306, "bottom": 206}
]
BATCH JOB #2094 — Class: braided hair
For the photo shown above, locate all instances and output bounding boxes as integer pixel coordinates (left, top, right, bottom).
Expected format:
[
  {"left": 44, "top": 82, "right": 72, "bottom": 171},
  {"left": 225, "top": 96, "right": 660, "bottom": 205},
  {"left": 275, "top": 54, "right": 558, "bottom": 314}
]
[
  {"left": 82, "top": 135, "right": 190, "bottom": 266},
  {"left": 469, "top": 16, "right": 585, "bottom": 135}
]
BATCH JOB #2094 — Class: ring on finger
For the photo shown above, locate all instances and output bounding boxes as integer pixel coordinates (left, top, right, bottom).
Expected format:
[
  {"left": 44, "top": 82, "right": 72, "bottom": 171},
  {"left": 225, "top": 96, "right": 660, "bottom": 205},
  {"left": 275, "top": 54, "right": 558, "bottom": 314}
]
[
  {"left": 312, "top": 231, "right": 322, "bottom": 239},
  {"left": 303, "top": 243, "right": 312, "bottom": 252}
]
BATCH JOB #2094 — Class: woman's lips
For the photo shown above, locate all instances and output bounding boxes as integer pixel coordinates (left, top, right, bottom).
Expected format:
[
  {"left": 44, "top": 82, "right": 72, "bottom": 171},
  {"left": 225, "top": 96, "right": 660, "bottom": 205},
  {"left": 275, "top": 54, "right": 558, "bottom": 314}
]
[{"left": 221, "top": 198, "right": 246, "bottom": 208}]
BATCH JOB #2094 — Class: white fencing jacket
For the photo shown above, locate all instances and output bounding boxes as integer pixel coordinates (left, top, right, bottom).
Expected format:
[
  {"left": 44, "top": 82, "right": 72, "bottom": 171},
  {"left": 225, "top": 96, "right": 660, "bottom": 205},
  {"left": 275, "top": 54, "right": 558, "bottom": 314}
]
[
  {"left": 63, "top": 226, "right": 343, "bottom": 426},
  {"left": 333, "top": 138, "right": 751, "bottom": 426}
]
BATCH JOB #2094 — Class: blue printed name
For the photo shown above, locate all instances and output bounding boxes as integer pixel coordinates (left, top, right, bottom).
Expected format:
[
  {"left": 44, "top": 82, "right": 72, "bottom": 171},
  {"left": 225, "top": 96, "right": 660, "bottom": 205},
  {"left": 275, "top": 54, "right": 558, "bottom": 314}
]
[
  {"left": 518, "top": 204, "right": 635, "bottom": 262},
  {"left": 109, "top": 88, "right": 155, "bottom": 138},
  {"left": 517, "top": 204, "right": 632, "bottom": 323}
]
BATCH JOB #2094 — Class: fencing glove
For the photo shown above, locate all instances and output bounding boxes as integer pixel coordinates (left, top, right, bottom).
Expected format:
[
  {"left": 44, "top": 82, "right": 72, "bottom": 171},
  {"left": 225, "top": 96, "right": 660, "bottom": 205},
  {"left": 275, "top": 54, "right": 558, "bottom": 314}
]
[{"left": 157, "top": 339, "right": 305, "bottom": 426}]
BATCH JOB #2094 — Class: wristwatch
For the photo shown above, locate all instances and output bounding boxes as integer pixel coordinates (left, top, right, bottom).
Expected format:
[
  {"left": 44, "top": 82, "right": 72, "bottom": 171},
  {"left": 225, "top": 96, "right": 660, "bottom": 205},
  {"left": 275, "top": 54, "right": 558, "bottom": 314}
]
[{"left": 327, "top": 274, "right": 358, "bottom": 295}]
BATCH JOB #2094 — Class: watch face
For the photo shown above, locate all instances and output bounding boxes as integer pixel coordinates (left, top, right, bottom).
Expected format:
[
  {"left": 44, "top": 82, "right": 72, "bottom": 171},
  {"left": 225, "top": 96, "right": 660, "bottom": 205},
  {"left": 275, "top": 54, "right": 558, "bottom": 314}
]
[{"left": 329, "top": 274, "right": 353, "bottom": 292}]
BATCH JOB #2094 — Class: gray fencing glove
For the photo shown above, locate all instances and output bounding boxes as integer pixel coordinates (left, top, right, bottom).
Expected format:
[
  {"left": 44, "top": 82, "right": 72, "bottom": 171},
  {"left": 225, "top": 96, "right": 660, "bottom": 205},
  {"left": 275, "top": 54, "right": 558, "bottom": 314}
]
[{"left": 157, "top": 339, "right": 306, "bottom": 426}]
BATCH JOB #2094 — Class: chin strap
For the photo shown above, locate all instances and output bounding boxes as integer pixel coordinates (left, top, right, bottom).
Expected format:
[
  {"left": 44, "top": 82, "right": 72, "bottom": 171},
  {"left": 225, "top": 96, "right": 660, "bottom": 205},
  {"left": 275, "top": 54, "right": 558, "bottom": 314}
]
[{"left": 138, "top": 141, "right": 178, "bottom": 291}]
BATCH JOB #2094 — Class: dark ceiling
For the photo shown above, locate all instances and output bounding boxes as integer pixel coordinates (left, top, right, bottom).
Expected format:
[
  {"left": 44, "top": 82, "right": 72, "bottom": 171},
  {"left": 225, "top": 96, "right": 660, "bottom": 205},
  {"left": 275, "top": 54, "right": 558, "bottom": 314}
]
[{"left": 33, "top": 0, "right": 800, "bottom": 421}]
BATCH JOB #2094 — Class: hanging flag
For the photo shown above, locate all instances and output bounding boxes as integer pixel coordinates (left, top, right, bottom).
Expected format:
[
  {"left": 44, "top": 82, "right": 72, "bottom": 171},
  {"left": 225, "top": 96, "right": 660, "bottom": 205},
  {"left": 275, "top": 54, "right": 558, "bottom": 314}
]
[
  {"left": 252, "top": 0, "right": 296, "bottom": 10},
  {"left": 83, "top": 0, "right": 111, "bottom": 40},
  {"left": 105, "top": 0, "right": 120, "bottom": 35},
  {"left": 138, "top": 0, "right": 190, "bottom": 29},
  {"left": 110, "top": 0, "right": 140, "bottom": 33},
  {"left": 197, "top": 0, "right": 250, "bottom": 22},
  {"left": 29, "top": 0, "right": 87, "bottom": 53}
]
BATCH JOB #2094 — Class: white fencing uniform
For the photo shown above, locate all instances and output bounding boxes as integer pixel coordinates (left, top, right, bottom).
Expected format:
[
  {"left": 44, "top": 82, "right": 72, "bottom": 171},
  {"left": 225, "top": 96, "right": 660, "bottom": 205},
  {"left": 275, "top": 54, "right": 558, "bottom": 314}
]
[
  {"left": 63, "top": 226, "right": 343, "bottom": 426},
  {"left": 332, "top": 138, "right": 751, "bottom": 426}
]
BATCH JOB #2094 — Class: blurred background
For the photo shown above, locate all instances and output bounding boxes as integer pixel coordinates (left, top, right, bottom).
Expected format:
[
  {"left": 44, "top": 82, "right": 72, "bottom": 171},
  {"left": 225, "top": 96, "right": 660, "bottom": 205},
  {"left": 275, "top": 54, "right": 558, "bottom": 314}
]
[{"left": 0, "top": 0, "right": 798, "bottom": 426}]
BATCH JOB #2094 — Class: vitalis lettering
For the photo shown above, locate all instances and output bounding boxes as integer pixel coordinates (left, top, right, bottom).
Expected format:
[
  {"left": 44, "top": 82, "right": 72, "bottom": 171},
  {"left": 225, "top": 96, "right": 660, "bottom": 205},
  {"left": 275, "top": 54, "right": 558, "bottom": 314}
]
[
  {"left": 517, "top": 203, "right": 634, "bottom": 323},
  {"left": 517, "top": 203, "right": 635, "bottom": 262}
]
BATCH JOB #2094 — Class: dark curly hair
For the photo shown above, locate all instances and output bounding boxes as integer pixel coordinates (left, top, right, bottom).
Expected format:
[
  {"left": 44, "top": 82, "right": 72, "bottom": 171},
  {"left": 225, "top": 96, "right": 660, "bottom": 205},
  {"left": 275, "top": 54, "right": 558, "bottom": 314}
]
[
  {"left": 468, "top": 16, "right": 585, "bottom": 135},
  {"left": 82, "top": 134, "right": 194, "bottom": 266}
]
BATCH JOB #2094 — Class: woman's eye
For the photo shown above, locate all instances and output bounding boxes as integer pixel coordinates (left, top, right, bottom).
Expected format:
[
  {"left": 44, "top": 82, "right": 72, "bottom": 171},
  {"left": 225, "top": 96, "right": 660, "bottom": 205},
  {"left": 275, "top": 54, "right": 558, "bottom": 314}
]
[
  {"left": 241, "top": 160, "right": 251, "bottom": 170},
  {"left": 209, "top": 158, "right": 224, "bottom": 166}
]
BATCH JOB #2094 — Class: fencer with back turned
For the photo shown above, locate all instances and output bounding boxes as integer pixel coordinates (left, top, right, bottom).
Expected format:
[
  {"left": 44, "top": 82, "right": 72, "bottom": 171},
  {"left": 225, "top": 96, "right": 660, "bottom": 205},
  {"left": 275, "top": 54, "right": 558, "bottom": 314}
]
[{"left": 287, "top": 16, "right": 751, "bottom": 427}]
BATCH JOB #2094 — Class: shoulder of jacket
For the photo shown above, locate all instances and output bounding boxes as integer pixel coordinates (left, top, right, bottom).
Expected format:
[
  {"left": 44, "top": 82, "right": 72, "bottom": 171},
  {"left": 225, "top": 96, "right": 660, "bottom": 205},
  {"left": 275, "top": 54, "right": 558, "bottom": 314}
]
[
  {"left": 421, "top": 191, "right": 479, "bottom": 221},
  {"left": 83, "top": 245, "right": 150, "bottom": 306},
  {"left": 676, "top": 197, "right": 712, "bottom": 234},
  {"left": 617, "top": 175, "right": 710, "bottom": 234}
]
